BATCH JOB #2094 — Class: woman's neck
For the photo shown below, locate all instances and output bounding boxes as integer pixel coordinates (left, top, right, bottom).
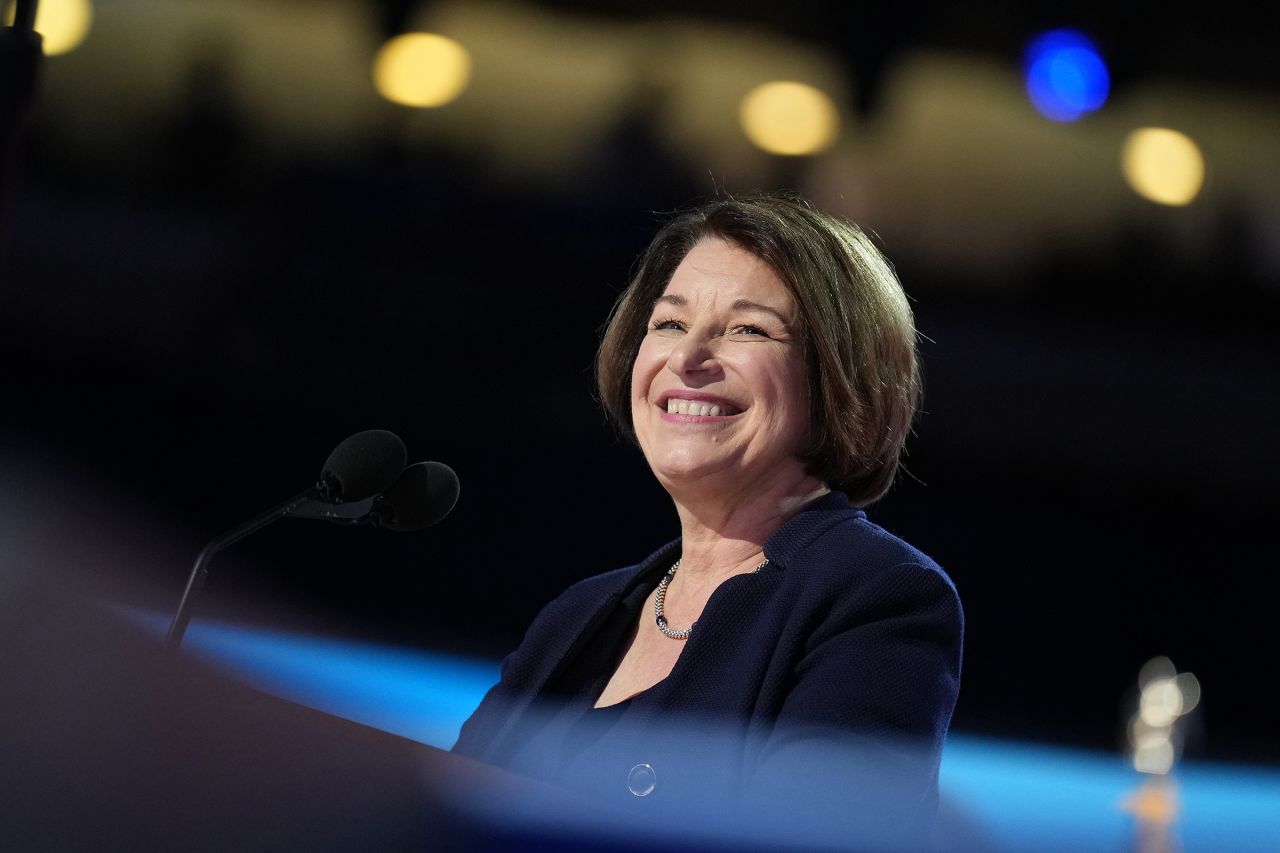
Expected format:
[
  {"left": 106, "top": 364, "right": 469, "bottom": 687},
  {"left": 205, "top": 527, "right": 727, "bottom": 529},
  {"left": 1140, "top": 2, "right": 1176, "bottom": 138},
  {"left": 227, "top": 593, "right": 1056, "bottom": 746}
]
[{"left": 668, "top": 477, "right": 829, "bottom": 585}]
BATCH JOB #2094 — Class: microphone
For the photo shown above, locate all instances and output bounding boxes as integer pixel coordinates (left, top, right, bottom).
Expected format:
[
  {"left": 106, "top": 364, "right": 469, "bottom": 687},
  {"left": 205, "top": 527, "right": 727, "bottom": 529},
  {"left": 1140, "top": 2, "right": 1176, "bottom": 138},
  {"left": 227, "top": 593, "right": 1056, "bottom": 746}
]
[
  {"left": 317, "top": 429, "right": 407, "bottom": 502},
  {"left": 370, "top": 461, "right": 459, "bottom": 531},
  {"left": 164, "top": 429, "right": 407, "bottom": 650},
  {"left": 287, "top": 461, "right": 460, "bottom": 531}
]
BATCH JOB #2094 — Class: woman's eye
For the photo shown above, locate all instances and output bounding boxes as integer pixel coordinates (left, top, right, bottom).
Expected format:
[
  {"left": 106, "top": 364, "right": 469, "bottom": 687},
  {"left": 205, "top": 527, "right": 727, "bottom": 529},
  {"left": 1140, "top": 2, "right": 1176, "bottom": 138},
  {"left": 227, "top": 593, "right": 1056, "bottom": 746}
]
[
  {"left": 734, "top": 325, "right": 769, "bottom": 337},
  {"left": 651, "top": 319, "right": 685, "bottom": 332}
]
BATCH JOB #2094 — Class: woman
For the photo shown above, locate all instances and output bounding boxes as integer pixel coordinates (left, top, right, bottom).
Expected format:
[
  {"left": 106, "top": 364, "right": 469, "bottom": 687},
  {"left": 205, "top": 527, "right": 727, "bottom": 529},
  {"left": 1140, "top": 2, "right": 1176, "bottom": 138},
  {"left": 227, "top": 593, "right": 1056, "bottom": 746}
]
[{"left": 453, "top": 193, "right": 962, "bottom": 841}]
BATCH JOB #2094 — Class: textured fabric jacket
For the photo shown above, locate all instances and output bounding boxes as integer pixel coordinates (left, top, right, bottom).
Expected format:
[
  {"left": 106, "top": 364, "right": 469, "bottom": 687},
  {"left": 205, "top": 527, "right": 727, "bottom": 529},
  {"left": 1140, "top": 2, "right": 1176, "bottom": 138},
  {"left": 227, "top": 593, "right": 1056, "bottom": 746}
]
[{"left": 452, "top": 491, "right": 963, "bottom": 838}]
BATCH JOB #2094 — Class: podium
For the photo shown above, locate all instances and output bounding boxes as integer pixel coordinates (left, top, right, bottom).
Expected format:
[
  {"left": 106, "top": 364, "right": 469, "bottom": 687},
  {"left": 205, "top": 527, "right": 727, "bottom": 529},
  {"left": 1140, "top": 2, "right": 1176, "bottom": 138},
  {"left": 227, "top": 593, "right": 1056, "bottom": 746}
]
[{"left": 0, "top": 565, "right": 569, "bottom": 851}]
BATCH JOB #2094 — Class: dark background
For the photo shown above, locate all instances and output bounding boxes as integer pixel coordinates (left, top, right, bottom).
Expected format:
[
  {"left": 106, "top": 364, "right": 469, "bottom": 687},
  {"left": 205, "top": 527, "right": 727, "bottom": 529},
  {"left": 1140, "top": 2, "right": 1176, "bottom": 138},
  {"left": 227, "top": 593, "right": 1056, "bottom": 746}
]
[{"left": 2, "top": 0, "right": 1277, "bottom": 763}]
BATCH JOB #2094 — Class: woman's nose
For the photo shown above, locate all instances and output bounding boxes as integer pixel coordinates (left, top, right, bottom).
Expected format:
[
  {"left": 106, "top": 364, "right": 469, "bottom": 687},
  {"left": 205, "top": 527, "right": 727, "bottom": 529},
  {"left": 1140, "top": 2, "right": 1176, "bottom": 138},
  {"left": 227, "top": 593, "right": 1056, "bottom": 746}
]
[{"left": 666, "top": 333, "right": 720, "bottom": 377}]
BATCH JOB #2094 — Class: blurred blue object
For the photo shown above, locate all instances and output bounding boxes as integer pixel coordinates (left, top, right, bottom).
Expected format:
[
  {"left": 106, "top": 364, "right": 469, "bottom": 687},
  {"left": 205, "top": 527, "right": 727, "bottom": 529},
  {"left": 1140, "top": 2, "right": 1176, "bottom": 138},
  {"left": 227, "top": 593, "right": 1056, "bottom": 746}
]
[
  {"left": 117, "top": 607, "right": 500, "bottom": 748},
  {"left": 941, "top": 737, "right": 1280, "bottom": 851},
  {"left": 1024, "top": 29, "right": 1111, "bottom": 121},
  {"left": 117, "top": 608, "right": 1280, "bottom": 851}
]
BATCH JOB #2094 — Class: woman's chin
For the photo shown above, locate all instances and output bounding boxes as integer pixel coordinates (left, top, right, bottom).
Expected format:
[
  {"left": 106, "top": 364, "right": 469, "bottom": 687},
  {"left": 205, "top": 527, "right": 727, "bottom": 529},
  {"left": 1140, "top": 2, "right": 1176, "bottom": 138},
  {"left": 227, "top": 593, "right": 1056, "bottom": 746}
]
[{"left": 647, "top": 455, "right": 734, "bottom": 492}]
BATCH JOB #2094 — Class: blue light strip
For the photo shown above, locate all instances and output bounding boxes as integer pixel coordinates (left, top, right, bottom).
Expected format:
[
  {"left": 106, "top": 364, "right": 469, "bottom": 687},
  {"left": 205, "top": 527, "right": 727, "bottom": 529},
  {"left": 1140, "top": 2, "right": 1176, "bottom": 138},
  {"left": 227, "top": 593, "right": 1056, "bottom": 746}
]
[
  {"left": 940, "top": 737, "right": 1280, "bottom": 851},
  {"left": 116, "top": 609, "right": 1280, "bottom": 849},
  {"left": 117, "top": 607, "right": 499, "bottom": 748}
]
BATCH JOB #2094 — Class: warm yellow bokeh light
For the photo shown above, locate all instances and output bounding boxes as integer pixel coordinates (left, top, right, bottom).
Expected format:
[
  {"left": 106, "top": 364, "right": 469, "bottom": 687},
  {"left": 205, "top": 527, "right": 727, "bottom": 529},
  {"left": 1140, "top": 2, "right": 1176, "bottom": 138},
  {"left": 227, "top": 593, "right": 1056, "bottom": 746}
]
[
  {"left": 1122, "top": 127, "right": 1206, "bottom": 207},
  {"left": 1119, "top": 779, "right": 1180, "bottom": 825},
  {"left": 4, "top": 0, "right": 92, "bottom": 55},
  {"left": 373, "top": 32, "right": 471, "bottom": 108},
  {"left": 739, "top": 81, "right": 840, "bottom": 156}
]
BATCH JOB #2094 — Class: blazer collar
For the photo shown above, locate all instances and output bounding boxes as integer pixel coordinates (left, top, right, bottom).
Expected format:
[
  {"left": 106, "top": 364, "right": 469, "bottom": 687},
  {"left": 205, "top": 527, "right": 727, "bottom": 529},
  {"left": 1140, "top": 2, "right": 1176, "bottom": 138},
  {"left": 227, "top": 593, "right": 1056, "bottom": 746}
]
[
  {"left": 762, "top": 490, "right": 862, "bottom": 570},
  {"left": 619, "top": 489, "right": 861, "bottom": 592}
]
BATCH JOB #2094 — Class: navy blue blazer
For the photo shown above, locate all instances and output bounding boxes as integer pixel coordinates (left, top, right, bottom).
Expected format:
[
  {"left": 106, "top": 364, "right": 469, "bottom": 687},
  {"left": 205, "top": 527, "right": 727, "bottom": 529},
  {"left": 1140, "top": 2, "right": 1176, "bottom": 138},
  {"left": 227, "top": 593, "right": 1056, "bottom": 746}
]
[{"left": 453, "top": 491, "right": 962, "bottom": 836}]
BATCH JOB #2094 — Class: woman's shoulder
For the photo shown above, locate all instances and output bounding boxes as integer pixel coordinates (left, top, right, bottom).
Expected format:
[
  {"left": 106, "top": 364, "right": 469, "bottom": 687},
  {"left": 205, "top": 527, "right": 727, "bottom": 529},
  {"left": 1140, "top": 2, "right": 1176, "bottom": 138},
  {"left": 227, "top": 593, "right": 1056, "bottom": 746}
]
[
  {"left": 771, "top": 493, "right": 957, "bottom": 599},
  {"left": 771, "top": 498, "right": 964, "bottom": 676},
  {"left": 834, "top": 513, "right": 947, "bottom": 577}
]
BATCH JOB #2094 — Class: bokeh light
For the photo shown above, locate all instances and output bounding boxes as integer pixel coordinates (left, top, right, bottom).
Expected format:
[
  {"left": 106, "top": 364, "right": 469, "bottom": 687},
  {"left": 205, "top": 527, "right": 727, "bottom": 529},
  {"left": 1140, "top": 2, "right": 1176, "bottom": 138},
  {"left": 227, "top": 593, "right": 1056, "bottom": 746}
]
[
  {"left": 373, "top": 32, "right": 471, "bottom": 108},
  {"left": 1024, "top": 29, "right": 1110, "bottom": 121},
  {"left": 739, "top": 81, "right": 840, "bottom": 156},
  {"left": 1119, "top": 778, "right": 1180, "bottom": 825},
  {"left": 4, "top": 0, "right": 93, "bottom": 56},
  {"left": 1122, "top": 127, "right": 1206, "bottom": 206},
  {"left": 1139, "top": 655, "right": 1177, "bottom": 687},
  {"left": 1130, "top": 657, "right": 1200, "bottom": 776},
  {"left": 1140, "top": 677, "right": 1184, "bottom": 727},
  {"left": 1175, "top": 672, "right": 1201, "bottom": 715},
  {"left": 1133, "top": 734, "right": 1175, "bottom": 775}
]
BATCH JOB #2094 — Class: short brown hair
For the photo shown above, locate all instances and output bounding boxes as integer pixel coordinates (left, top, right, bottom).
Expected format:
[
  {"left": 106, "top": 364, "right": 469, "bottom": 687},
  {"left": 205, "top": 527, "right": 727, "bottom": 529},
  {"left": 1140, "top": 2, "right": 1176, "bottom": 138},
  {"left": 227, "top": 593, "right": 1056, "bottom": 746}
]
[{"left": 596, "top": 192, "right": 920, "bottom": 507}]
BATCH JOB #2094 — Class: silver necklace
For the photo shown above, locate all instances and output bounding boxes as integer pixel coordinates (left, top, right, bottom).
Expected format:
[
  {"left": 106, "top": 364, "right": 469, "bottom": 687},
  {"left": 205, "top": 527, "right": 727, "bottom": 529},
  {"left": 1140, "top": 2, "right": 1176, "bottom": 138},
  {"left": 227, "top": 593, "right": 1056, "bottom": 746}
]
[{"left": 653, "top": 557, "right": 770, "bottom": 640}]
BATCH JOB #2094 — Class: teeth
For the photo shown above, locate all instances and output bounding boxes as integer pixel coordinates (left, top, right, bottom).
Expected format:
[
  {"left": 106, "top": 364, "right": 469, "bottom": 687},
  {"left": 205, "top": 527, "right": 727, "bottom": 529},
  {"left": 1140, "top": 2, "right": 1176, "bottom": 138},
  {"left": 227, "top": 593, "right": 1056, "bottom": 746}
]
[{"left": 665, "top": 399, "right": 731, "bottom": 417}]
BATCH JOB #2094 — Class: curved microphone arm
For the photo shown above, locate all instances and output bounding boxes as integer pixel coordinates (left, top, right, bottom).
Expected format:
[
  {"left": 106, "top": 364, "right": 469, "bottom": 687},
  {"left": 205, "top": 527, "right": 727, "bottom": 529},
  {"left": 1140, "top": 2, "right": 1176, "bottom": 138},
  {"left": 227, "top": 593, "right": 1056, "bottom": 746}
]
[
  {"left": 164, "top": 487, "right": 321, "bottom": 650},
  {"left": 163, "top": 428, "right": 406, "bottom": 650}
]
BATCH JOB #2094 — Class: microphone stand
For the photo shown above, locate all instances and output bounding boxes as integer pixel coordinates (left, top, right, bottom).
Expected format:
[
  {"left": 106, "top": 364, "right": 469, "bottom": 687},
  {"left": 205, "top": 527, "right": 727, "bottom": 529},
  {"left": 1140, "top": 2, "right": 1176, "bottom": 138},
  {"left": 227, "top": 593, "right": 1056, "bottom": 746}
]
[
  {"left": 165, "top": 487, "right": 326, "bottom": 650},
  {"left": 1, "top": 0, "right": 42, "bottom": 245},
  {"left": 164, "top": 429, "right": 407, "bottom": 649}
]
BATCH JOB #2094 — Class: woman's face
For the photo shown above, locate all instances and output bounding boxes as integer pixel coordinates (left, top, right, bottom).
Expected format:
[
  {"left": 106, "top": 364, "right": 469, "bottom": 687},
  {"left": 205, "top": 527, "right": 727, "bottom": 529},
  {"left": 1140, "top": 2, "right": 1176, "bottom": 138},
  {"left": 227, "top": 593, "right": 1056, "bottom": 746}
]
[{"left": 630, "top": 237, "right": 811, "bottom": 494}]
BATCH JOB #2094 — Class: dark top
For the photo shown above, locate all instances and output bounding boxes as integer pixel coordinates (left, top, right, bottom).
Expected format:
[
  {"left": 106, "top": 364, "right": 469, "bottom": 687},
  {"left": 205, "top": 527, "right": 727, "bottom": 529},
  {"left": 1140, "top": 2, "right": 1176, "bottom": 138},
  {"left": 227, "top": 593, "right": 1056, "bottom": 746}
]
[{"left": 452, "top": 491, "right": 963, "bottom": 839}]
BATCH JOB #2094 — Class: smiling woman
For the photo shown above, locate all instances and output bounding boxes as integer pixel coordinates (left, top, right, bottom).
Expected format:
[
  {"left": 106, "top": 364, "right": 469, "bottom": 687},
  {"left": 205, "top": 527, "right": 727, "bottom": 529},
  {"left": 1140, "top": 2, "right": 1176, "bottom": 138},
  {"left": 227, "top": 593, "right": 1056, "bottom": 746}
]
[
  {"left": 452, "top": 193, "right": 961, "bottom": 843},
  {"left": 600, "top": 192, "right": 921, "bottom": 508},
  {"left": 630, "top": 239, "right": 814, "bottom": 502}
]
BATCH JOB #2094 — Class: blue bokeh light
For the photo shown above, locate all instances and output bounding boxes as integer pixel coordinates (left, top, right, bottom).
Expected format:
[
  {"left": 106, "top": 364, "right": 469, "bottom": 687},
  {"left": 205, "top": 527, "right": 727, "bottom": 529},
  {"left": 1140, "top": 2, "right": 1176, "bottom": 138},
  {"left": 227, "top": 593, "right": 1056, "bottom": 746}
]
[{"left": 1025, "top": 29, "right": 1111, "bottom": 121}]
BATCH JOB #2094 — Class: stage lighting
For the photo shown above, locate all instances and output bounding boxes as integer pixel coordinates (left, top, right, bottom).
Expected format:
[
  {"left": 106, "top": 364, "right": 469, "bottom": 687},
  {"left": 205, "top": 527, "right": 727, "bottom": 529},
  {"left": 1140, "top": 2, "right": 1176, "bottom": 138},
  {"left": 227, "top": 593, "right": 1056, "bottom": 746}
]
[
  {"left": 1128, "top": 657, "right": 1200, "bottom": 777},
  {"left": 373, "top": 32, "right": 471, "bottom": 108},
  {"left": 4, "top": 0, "right": 92, "bottom": 56},
  {"left": 1023, "top": 29, "right": 1110, "bottom": 122},
  {"left": 1122, "top": 127, "right": 1206, "bottom": 206},
  {"left": 739, "top": 81, "right": 840, "bottom": 156}
]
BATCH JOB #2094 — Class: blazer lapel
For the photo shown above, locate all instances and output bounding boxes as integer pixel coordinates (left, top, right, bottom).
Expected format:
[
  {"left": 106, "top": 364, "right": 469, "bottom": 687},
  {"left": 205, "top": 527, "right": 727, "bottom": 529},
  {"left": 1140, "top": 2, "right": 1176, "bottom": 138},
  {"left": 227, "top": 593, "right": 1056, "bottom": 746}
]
[{"left": 483, "top": 542, "right": 677, "bottom": 763}]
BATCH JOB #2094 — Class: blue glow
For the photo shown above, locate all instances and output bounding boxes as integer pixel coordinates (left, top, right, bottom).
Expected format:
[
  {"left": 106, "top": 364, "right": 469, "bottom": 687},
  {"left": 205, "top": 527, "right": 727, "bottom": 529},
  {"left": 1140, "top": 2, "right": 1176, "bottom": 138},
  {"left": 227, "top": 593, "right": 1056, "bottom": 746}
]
[
  {"left": 940, "top": 737, "right": 1134, "bottom": 850},
  {"left": 1025, "top": 29, "right": 1111, "bottom": 121},
  {"left": 115, "top": 607, "right": 499, "bottom": 747},
  {"left": 941, "top": 738, "right": 1280, "bottom": 851},
  {"left": 115, "top": 607, "right": 1280, "bottom": 848}
]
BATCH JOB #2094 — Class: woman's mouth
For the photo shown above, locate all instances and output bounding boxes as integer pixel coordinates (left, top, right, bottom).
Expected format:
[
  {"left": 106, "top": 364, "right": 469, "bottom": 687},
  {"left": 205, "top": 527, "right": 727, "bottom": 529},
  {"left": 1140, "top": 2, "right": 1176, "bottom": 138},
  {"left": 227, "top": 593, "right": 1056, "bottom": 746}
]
[{"left": 663, "top": 397, "right": 742, "bottom": 417}]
